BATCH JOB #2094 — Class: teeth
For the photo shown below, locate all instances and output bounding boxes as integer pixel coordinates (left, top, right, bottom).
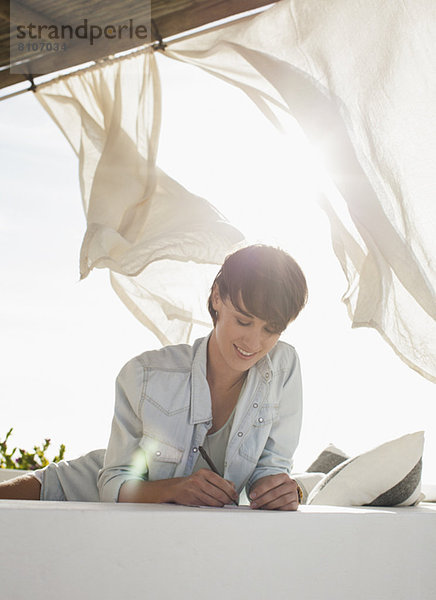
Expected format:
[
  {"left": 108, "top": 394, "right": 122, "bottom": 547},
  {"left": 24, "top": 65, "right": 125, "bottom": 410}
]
[{"left": 237, "top": 346, "right": 254, "bottom": 357}]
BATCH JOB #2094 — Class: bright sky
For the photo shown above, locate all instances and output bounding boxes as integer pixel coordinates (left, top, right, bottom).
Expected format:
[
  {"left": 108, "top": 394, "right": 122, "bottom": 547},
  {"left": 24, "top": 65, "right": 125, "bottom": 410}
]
[{"left": 1, "top": 52, "right": 435, "bottom": 481}]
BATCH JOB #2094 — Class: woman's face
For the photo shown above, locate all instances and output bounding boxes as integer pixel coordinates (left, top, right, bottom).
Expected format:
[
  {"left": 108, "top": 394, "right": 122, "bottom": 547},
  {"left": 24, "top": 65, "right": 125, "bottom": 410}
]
[{"left": 209, "top": 287, "right": 282, "bottom": 376}]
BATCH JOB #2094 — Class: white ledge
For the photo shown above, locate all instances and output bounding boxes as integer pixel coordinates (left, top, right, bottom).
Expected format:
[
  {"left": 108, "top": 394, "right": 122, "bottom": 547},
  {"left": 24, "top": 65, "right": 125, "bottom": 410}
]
[{"left": 2, "top": 501, "right": 436, "bottom": 600}]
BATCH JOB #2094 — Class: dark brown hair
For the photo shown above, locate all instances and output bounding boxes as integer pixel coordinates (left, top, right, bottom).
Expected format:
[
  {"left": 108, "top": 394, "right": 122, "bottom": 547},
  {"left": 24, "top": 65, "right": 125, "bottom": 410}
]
[{"left": 208, "top": 245, "right": 308, "bottom": 332}]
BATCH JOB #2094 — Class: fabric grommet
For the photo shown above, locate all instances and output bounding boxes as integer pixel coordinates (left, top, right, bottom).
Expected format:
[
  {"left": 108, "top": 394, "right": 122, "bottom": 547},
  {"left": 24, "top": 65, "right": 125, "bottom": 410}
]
[
  {"left": 258, "top": 417, "right": 264, "bottom": 423},
  {"left": 155, "top": 451, "right": 161, "bottom": 457},
  {"left": 253, "top": 403, "right": 258, "bottom": 408},
  {"left": 192, "top": 447, "right": 198, "bottom": 453},
  {"left": 237, "top": 432, "right": 243, "bottom": 437}
]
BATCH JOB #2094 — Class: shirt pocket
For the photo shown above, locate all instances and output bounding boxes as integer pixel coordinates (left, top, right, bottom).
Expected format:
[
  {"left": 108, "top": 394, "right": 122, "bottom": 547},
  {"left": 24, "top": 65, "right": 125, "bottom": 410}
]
[
  {"left": 238, "top": 404, "right": 276, "bottom": 464},
  {"left": 144, "top": 370, "right": 191, "bottom": 416},
  {"left": 139, "top": 434, "right": 184, "bottom": 481}
]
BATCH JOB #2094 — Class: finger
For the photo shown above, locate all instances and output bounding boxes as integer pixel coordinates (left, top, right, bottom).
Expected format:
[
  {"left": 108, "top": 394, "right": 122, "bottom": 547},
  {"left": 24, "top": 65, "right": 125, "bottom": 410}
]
[
  {"left": 201, "top": 469, "right": 237, "bottom": 492},
  {"left": 192, "top": 490, "right": 227, "bottom": 507},
  {"left": 250, "top": 474, "right": 292, "bottom": 501},
  {"left": 256, "top": 493, "right": 299, "bottom": 511},
  {"left": 251, "top": 481, "right": 293, "bottom": 507},
  {"left": 252, "top": 481, "right": 300, "bottom": 509},
  {"left": 197, "top": 476, "right": 237, "bottom": 505},
  {"left": 186, "top": 493, "right": 225, "bottom": 507},
  {"left": 263, "top": 501, "right": 299, "bottom": 511},
  {"left": 184, "top": 478, "right": 227, "bottom": 507},
  {"left": 197, "top": 470, "right": 238, "bottom": 502}
]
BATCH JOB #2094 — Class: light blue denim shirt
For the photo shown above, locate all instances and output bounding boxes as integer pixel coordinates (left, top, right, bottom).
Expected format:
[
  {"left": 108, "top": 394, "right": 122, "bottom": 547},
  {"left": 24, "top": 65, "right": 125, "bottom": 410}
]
[{"left": 97, "top": 334, "right": 302, "bottom": 502}]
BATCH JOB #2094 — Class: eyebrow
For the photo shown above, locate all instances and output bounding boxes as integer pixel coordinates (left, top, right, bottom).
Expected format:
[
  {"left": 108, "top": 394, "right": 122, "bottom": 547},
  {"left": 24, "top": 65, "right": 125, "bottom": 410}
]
[{"left": 234, "top": 306, "right": 254, "bottom": 319}]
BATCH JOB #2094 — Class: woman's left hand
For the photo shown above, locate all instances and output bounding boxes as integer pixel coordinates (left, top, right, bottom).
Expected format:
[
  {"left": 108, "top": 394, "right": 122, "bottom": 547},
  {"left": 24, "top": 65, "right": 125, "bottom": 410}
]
[{"left": 248, "top": 474, "right": 300, "bottom": 510}]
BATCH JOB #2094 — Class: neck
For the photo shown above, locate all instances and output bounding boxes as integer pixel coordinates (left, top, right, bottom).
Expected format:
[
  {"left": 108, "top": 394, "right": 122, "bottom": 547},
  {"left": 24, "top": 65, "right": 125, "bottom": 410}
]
[{"left": 206, "top": 331, "right": 247, "bottom": 394}]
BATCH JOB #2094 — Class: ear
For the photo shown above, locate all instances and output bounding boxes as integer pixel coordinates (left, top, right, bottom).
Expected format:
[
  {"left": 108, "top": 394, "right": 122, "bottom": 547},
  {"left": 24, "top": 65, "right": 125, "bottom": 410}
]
[{"left": 211, "top": 284, "right": 222, "bottom": 312}]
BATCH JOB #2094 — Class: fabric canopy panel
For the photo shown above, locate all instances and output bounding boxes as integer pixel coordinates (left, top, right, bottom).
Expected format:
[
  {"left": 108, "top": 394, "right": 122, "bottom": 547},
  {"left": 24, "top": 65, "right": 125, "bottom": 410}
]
[
  {"left": 35, "top": 0, "right": 436, "bottom": 380},
  {"left": 167, "top": 0, "right": 436, "bottom": 382},
  {"left": 36, "top": 50, "right": 243, "bottom": 345}
]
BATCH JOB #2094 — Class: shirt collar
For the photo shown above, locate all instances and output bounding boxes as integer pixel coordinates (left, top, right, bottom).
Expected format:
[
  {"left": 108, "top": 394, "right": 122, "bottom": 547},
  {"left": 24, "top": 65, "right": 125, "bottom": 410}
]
[
  {"left": 189, "top": 333, "right": 274, "bottom": 425},
  {"left": 255, "top": 353, "right": 274, "bottom": 383},
  {"left": 190, "top": 333, "right": 213, "bottom": 425}
]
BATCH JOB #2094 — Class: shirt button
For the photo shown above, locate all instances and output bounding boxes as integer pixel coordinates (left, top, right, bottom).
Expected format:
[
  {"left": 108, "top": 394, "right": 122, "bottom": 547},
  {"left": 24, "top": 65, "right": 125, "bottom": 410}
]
[
  {"left": 258, "top": 417, "right": 264, "bottom": 423},
  {"left": 192, "top": 447, "right": 198, "bottom": 453},
  {"left": 265, "top": 372, "right": 270, "bottom": 380},
  {"left": 155, "top": 451, "right": 161, "bottom": 457},
  {"left": 237, "top": 432, "right": 243, "bottom": 437},
  {"left": 253, "top": 403, "right": 258, "bottom": 409}
]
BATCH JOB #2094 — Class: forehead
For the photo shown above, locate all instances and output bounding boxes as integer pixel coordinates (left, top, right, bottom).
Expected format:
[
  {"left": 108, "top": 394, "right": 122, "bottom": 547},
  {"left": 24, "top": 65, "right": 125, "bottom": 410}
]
[
  {"left": 224, "top": 295, "right": 263, "bottom": 322},
  {"left": 218, "top": 285, "right": 285, "bottom": 333}
]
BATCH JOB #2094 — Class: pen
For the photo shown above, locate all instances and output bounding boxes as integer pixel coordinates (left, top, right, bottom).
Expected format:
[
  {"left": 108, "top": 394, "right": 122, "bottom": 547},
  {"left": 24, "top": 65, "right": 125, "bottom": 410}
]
[{"left": 198, "top": 445, "right": 239, "bottom": 506}]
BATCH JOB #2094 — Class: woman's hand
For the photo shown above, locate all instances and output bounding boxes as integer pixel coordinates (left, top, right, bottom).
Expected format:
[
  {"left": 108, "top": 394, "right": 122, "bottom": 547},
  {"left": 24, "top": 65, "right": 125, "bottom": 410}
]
[
  {"left": 170, "top": 469, "right": 239, "bottom": 507},
  {"left": 248, "top": 474, "right": 300, "bottom": 510},
  {"left": 119, "top": 469, "right": 238, "bottom": 506}
]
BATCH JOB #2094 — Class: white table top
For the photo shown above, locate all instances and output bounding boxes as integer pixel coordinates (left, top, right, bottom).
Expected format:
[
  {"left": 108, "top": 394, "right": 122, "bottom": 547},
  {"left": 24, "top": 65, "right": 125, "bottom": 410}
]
[{"left": 2, "top": 500, "right": 436, "bottom": 600}]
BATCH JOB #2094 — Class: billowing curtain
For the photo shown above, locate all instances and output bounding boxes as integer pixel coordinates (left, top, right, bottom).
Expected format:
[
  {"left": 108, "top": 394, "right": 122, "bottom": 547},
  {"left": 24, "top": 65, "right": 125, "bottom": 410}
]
[
  {"left": 36, "top": 50, "right": 244, "bottom": 345},
  {"left": 36, "top": 0, "right": 436, "bottom": 381},
  {"left": 166, "top": 0, "right": 436, "bottom": 382}
]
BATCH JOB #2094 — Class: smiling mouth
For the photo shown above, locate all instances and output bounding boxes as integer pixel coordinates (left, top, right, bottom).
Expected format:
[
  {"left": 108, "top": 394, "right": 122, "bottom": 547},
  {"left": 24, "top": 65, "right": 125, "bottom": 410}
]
[{"left": 234, "top": 345, "right": 256, "bottom": 358}]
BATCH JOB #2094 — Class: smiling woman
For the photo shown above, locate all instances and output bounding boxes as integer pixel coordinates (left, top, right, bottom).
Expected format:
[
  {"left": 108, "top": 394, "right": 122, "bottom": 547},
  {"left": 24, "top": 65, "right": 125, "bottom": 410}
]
[
  {"left": 100, "top": 245, "right": 307, "bottom": 510},
  {"left": 1, "top": 244, "right": 308, "bottom": 511}
]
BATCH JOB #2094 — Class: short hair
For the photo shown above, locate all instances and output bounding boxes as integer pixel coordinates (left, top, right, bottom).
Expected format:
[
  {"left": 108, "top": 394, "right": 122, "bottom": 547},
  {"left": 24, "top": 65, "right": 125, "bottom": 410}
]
[{"left": 207, "top": 245, "right": 308, "bottom": 332}]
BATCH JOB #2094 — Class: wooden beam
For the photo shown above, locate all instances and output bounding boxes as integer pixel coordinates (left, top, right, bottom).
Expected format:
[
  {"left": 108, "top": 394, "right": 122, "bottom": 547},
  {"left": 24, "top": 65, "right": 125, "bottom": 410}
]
[
  {"left": 0, "top": 0, "right": 277, "bottom": 92},
  {"left": 152, "top": 0, "right": 275, "bottom": 38},
  {"left": 0, "top": 70, "right": 27, "bottom": 89},
  {"left": 0, "top": 0, "right": 9, "bottom": 22}
]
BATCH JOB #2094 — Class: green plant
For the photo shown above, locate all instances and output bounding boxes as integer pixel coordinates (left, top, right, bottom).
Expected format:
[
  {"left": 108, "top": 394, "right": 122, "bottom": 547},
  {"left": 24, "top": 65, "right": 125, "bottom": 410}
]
[{"left": 0, "top": 428, "right": 66, "bottom": 470}]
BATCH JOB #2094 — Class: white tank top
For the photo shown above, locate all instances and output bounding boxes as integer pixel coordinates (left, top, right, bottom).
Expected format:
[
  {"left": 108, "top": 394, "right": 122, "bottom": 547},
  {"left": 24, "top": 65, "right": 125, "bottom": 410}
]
[{"left": 192, "top": 403, "right": 237, "bottom": 476}]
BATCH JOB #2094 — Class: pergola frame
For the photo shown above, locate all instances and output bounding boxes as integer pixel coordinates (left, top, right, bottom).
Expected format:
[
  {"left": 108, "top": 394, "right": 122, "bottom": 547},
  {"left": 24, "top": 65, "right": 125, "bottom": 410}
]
[{"left": 0, "top": 0, "right": 277, "bottom": 92}]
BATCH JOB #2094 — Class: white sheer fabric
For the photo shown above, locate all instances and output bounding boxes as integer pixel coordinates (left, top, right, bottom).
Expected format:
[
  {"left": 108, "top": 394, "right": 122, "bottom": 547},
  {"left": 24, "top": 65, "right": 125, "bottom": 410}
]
[
  {"left": 166, "top": 0, "right": 436, "bottom": 382},
  {"left": 36, "top": 50, "right": 243, "bottom": 345},
  {"left": 35, "top": 0, "right": 435, "bottom": 380}
]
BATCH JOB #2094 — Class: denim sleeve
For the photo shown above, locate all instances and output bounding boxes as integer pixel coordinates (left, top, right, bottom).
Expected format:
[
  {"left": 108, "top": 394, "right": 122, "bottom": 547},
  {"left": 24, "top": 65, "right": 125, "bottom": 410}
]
[
  {"left": 97, "top": 358, "right": 146, "bottom": 502},
  {"left": 246, "top": 349, "right": 303, "bottom": 494}
]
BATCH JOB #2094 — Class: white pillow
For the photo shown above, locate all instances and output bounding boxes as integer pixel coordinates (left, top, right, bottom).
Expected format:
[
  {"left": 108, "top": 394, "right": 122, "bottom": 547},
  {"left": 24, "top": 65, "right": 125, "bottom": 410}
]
[
  {"left": 306, "top": 443, "right": 349, "bottom": 474},
  {"left": 307, "top": 432, "right": 424, "bottom": 506},
  {"left": 421, "top": 483, "right": 436, "bottom": 502}
]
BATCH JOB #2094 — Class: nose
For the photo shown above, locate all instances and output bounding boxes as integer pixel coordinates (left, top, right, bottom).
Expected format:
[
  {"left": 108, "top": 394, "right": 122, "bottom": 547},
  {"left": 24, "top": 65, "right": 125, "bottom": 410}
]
[{"left": 240, "top": 326, "right": 265, "bottom": 351}]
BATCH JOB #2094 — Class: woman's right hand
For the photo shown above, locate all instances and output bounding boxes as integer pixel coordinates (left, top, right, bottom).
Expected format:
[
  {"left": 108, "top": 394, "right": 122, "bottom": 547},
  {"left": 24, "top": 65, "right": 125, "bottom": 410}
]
[{"left": 169, "top": 469, "right": 238, "bottom": 507}]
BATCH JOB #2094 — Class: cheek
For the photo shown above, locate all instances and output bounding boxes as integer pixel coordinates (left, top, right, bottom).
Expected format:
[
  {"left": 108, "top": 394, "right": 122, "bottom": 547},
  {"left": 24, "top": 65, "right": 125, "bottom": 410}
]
[
  {"left": 216, "top": 317, "right": 237, "bottom": 342},
  {"left": 265, "top": 335, "right": 280, "bottom": 352}
]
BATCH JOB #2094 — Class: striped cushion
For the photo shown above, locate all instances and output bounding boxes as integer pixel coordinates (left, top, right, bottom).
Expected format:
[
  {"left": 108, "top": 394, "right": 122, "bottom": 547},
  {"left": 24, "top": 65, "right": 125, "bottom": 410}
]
[
  {"left": 306, "top": 443, "right": 349, "bottom": 474},
  {"left": 307, "top": 432, "right": 424, "bottom": 506}
]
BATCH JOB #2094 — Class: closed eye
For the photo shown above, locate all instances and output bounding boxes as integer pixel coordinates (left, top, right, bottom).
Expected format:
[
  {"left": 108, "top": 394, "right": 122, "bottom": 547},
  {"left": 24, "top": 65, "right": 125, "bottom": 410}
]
[
  {"left": 264, "top": 324, "right": 282, "bottom": 335},
  {"left": 236, "top": 318, "right": 251, "bottom": 327}
]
